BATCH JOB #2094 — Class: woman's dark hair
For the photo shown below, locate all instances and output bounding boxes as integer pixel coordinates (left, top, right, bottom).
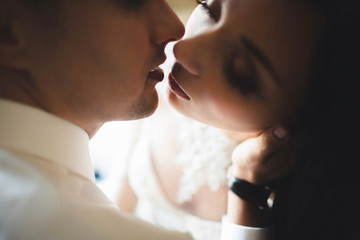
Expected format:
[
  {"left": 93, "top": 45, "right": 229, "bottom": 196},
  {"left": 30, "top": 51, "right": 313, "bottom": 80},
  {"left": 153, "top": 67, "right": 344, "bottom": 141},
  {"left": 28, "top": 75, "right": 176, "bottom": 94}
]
[{"left": 272, "top": 1, "right": 359, "bottom": 239}]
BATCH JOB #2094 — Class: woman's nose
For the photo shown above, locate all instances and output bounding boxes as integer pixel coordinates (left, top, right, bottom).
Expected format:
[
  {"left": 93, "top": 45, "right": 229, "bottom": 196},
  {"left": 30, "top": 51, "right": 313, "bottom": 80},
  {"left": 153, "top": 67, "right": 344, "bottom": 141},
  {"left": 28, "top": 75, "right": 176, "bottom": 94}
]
[
  {"left": 172, "top": 36, "right": 206, "bottom": 77},
  {"left": 148, "top": 1, "right": 185, "bottom": 46}
]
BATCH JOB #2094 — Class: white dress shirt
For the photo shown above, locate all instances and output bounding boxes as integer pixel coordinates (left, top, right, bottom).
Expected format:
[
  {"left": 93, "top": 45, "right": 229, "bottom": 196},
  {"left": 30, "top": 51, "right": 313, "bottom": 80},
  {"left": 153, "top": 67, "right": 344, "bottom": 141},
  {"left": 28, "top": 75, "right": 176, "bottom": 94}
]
[{"left": 0, "top": 99, "right": 270, "bottom": 240}]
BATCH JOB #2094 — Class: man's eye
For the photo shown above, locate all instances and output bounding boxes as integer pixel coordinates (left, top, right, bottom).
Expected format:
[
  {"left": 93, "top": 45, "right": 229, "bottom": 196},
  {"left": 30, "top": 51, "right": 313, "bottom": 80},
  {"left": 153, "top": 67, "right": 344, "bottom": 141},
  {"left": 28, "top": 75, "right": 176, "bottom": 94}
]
[
  {"left": 195, "top": 0, "right": 218, "bottom": 21},
  {"left": 115, "top": 0, "right": 146, "bottom": 10}
]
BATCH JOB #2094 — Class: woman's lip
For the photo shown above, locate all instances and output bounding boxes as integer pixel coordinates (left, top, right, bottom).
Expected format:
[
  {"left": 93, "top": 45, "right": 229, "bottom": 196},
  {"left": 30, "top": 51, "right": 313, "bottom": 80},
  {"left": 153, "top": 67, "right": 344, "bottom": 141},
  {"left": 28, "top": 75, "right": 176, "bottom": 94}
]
[
  {"left": 147, "top": 68, "right": 164, "bottom": 82},
  {"left": 168, "top": 73, "right": 191, "bottom": 101}
]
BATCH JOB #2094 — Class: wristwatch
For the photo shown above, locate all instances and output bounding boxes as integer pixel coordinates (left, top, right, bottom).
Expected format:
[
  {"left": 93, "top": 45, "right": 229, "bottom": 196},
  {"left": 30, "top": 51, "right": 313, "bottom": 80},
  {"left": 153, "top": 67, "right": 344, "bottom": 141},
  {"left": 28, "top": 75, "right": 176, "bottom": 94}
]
[{"left": 227, "top": 174, "right": 275, "bottom": 210}]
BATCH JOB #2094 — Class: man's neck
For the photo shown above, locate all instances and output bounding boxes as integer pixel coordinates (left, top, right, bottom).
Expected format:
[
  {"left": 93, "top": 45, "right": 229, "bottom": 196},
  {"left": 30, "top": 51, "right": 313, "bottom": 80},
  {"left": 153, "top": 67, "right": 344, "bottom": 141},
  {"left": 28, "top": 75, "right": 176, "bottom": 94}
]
[{"left": 1, "top": 74, "right": 103, "bottom": 140}]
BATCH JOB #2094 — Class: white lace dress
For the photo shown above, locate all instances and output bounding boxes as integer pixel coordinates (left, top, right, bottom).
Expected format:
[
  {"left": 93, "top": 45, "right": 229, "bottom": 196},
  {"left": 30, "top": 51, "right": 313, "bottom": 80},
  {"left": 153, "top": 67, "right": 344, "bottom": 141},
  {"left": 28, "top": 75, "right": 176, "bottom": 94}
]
[{"left": 126, "top": 113, "right": 238, "bottom": 240}]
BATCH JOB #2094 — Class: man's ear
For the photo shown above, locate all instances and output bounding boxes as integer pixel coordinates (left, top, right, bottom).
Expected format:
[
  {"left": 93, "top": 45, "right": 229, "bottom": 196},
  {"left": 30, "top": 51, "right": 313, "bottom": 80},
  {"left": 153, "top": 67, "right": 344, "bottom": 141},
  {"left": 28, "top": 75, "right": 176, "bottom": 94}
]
[{"left": 0, "top": 18, "right": 27, "bottom": 69}]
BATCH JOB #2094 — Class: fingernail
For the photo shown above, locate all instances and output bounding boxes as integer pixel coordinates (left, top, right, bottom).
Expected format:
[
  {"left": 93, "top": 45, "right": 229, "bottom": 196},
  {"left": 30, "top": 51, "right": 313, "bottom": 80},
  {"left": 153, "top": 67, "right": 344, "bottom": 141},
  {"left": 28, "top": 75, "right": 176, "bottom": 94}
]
[{"left": 273, "top": 127, "right": 288, "bottom": 140}]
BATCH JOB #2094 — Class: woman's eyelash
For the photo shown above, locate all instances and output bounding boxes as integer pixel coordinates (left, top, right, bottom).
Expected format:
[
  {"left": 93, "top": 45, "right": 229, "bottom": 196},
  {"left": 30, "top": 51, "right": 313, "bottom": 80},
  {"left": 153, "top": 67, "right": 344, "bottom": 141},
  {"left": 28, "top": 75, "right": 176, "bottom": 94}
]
[
  {"left": 196, "top": 0, "right": 217, "bottom": 21},
  {"left": 224, "top": 55, "right": 258, "bottom": 96},
  {"left": 226, "top": 70, "right": 258, "bottom": 96}
]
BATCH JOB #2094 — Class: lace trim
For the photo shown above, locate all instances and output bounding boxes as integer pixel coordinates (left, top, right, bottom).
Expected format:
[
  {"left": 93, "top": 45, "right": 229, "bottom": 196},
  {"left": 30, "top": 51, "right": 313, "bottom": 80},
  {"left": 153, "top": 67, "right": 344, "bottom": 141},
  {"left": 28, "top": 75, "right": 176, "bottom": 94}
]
[{"left": 175, "top": 115, "right": 238, "bottom": 203}]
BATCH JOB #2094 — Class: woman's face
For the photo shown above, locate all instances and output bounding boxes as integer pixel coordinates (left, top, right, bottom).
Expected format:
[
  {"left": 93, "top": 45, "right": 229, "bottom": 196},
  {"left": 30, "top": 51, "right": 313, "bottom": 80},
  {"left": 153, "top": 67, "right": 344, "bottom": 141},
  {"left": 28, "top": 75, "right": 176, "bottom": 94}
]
[{"left": 166, "top": 0, "right": 323, "bottom": 132}]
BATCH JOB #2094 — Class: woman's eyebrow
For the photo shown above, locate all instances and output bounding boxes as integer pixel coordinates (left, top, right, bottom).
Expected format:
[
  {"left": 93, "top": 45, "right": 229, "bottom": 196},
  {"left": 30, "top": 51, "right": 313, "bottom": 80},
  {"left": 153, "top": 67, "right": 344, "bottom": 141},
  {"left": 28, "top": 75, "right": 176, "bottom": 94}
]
[{"left": 240, "top": 35, "right": 282, "bottom": 85}]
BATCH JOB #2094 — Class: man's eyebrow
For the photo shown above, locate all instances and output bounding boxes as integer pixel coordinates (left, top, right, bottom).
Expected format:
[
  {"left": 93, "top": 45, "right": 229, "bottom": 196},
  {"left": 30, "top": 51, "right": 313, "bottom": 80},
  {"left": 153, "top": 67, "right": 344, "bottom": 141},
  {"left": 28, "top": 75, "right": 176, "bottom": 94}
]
[{"left": 240, "top": 35, "right": 282, "bottom": 84}]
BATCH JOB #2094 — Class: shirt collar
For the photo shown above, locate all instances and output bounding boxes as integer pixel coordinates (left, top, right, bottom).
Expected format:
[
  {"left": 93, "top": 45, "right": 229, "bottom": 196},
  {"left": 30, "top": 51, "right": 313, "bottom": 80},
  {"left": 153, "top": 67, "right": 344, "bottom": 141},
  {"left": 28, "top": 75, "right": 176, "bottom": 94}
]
[{"left": 0, "top": 99, "right": 95, "bottom": 183}]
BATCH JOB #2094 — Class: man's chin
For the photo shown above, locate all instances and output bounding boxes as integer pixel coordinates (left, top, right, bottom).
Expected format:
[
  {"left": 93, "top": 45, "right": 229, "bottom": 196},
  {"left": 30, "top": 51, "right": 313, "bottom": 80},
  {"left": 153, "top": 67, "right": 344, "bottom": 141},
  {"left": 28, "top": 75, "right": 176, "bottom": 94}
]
[{"left": 127, "top": 95, "right": 159, "bottom": 120}]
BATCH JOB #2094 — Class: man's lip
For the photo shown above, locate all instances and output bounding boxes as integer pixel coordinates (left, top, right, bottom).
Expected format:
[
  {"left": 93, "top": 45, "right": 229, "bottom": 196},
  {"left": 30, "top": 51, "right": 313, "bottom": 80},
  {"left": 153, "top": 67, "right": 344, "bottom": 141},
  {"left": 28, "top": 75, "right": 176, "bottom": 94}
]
[
  {"left": 147, "top": 68, "right": 164, "bottom": 82},
  {"left": 168, "top": 72, "right": 190, "bottom": 101}
]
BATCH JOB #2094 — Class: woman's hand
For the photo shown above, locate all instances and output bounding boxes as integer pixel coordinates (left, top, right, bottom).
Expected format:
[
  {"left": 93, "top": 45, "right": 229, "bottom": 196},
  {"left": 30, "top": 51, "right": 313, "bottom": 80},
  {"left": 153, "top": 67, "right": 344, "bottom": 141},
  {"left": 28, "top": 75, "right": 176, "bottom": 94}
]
[
  {"left": 231, "top": 126, "right": 296, "bottom": 186},
  {"left": 227, "top": 126, "right": 295, "bottom": 227}
]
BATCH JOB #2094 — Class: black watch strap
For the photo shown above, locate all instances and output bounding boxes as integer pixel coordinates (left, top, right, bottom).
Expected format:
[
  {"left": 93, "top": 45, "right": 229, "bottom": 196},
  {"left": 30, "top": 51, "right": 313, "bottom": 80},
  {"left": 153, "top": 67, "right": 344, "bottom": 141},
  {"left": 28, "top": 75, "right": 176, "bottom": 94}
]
[{"left": 228, "top": 177, "right": 272, "bottom": 210}]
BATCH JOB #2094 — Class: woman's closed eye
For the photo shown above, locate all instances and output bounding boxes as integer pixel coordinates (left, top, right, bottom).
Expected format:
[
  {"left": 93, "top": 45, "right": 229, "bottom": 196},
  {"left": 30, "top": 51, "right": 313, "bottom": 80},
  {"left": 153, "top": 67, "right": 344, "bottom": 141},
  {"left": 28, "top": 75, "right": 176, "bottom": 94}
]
[
  {"left": 195, "top": 0, "right": 219, "bottom": 22},
  {"left": 225, "top": 53, "right": 259, "bottom": 96}
]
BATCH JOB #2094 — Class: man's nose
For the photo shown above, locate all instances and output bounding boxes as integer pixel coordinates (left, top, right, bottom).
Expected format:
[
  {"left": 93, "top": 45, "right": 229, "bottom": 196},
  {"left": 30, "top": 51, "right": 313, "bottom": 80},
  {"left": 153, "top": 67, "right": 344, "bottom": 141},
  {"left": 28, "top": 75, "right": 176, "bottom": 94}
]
[{"left": 148, "top": 1, "right": 185, "bottom": 46}]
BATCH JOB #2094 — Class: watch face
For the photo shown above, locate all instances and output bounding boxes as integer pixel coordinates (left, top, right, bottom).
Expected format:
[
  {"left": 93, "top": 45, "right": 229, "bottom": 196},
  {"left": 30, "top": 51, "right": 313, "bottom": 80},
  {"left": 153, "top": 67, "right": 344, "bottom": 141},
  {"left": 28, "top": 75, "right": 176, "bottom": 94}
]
[{"left": 267, "top": 191, "right": 276, "bottom": 209}]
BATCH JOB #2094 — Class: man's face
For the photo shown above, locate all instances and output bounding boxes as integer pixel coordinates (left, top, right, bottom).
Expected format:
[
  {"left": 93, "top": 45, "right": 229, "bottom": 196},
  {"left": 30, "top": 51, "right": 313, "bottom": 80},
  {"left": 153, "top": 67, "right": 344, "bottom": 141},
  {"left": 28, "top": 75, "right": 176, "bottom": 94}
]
[{"left": 20, "top": 0, "right": 184, "bottom": 128}]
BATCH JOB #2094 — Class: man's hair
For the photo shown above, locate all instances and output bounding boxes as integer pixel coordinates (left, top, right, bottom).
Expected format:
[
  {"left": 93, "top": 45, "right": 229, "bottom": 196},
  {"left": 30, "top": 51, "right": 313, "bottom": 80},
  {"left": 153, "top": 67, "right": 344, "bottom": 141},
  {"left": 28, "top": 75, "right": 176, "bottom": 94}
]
[
  {"left": 7, "top": 0, "right": 58, "bottom": 13},
  {"left": 16, "top": 0, "right": 54, "bottom": 7}
]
